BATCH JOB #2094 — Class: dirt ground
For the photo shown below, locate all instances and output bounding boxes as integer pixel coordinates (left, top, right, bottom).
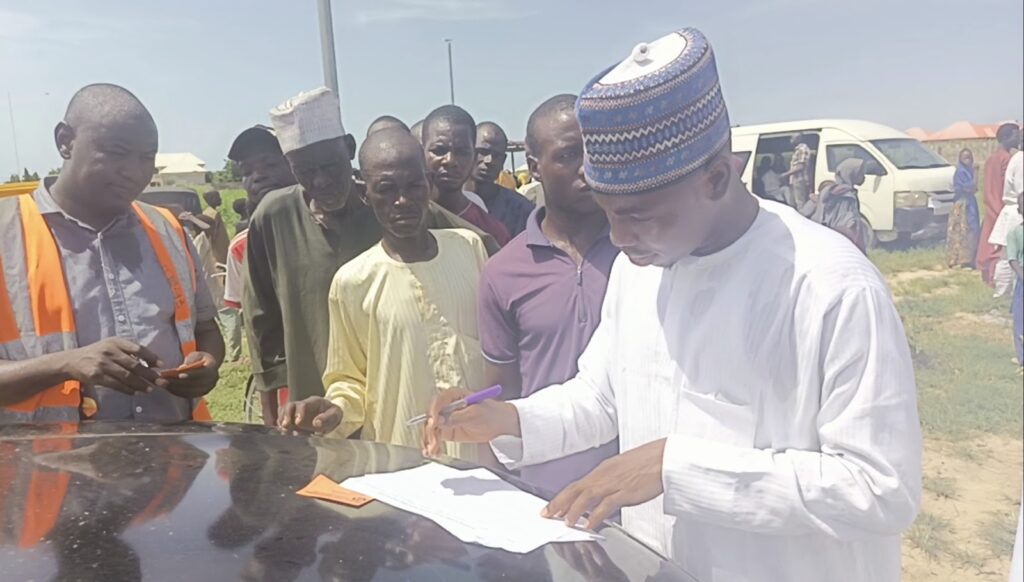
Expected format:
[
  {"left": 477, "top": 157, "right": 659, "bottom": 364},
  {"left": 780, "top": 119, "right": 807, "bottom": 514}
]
[
  {"left": 888, "top": 269, "right": 949, "bottom": 285},
  {"left": 885, "top": 260, "right": 1023, "bottom": 581},
  {"left": 904, "top": 437, "right": 1022, "bottom": 581}
]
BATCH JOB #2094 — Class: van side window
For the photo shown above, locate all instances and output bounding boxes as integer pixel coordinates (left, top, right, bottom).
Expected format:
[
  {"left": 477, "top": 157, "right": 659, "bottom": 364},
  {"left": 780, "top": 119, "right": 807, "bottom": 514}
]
[
  {"left": 826, "top": 144, "right": 886, "bottom": 175},
  {"left": 754, "top": 131, "right": 822, "bottom": 188}
]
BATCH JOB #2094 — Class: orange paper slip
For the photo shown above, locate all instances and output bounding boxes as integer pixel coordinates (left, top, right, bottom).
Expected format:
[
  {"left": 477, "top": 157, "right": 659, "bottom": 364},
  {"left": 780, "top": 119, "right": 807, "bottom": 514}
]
[
  {"left": 296, "top": 474, "right": 374, "bottom": 507},
  {"left": 158, "top": 360, "right": 206, "bottom": 379}
]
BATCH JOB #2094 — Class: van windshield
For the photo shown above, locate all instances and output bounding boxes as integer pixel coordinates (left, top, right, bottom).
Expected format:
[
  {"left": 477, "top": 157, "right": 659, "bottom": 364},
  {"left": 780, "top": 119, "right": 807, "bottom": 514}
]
[{"left": 870, "top": 138, "right": 950, "bottom": 170}]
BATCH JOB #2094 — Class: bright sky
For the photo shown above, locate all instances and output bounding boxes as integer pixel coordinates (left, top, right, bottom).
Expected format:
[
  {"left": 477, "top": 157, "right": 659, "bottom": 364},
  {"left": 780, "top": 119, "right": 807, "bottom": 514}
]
[{"left": 1, "top": 0, "right": 1022, "bottom": 176}]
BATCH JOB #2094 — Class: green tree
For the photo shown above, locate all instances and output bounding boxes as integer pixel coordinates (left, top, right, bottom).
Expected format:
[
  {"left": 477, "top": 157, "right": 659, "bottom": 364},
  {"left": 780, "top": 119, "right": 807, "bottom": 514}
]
[
  {"left": 212, "top": 159, "right": 241, "bottom": 184},
  {"left": 6, "top": 174, "right": 20, "bottom": 183}
]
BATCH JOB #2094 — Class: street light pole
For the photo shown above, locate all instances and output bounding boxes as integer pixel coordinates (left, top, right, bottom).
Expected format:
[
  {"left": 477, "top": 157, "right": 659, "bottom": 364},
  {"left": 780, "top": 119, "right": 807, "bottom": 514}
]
[
  {"left": 7, "top": 92, "right": 20, "bottom": 177},
  {"left": 316, "top": 0, "right": 340, "bottom": 97},
  {"left": 445, "top": 38, "right": 455, "bottom": 104}
]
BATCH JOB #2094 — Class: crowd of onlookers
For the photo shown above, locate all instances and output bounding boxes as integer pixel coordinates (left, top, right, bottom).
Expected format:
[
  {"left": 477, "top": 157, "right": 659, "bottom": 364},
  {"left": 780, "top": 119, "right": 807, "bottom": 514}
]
[
  {"left": 939, "top": 124, "right": 1023, "bottom": 369},
  {"left": 749, "top": 133, "right": 873, "bottom": 252},
  {"left": 0, "top": 19, "right": 973, "bottom": 578}
]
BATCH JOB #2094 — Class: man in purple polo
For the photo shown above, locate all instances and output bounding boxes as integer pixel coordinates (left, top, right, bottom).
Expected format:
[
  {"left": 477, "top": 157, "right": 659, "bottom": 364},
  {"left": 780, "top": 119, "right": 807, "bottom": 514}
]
[{"left": 477, "top": 94, "right": 618, "bottom": 494}]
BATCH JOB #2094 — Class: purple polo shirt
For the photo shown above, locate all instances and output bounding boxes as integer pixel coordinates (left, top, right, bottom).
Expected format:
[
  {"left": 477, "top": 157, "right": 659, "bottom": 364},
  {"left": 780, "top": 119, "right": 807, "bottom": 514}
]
[{"left": 478, "top": 207, "right": 619, "bottom": 495}]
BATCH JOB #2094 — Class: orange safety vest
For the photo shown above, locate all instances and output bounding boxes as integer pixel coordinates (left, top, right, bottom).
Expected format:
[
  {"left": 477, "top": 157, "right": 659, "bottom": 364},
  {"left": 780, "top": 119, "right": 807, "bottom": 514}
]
[
  {"left": 0, "top": 193, "right": 211, "bottom": 423},
  {"left": 0, "top": 432, "right": 207, "bottom": 550},
  {"left": 0, "top": 427, "right": 75, "bottom": 549}
]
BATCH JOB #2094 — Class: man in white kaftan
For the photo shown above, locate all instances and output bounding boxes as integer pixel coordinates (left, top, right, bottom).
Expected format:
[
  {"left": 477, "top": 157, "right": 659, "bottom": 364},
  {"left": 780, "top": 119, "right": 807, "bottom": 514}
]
[
  {"left": 424, "top": 27, "right": 922, "bottom": 582},
  {"left": 489, "top": 199, "right": 921, "bottom": 582}
]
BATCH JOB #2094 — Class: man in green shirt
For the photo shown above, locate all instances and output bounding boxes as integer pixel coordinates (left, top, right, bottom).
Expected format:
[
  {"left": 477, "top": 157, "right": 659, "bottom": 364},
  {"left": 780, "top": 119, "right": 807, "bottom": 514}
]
[{"left": 243, "top": 88, "right": 497, "bottom": 425}]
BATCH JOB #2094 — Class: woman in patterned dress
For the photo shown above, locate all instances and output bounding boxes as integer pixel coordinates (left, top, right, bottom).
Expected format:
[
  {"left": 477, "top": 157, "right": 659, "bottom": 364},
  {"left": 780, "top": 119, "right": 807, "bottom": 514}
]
[{"left": 946, "top": 148, "right": 980, "bottom": 269}]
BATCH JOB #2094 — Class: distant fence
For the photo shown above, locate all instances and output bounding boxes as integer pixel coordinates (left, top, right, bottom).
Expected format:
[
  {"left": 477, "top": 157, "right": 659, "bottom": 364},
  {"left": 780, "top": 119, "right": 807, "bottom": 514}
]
[{"left": 922, "top": 137, "right": 998, "bottom": 165}]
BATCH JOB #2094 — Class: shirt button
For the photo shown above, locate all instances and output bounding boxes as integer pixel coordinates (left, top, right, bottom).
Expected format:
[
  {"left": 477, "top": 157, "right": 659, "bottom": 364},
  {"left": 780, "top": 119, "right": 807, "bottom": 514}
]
[
  {"left": 107, "top": 273, "right": 116, "bottom": 281},
  {"left": 135, "top": 406, "right": 143, "bottom": 414},
  {"left": 117, "top": 315, "right": 126, "bottom": 323}
]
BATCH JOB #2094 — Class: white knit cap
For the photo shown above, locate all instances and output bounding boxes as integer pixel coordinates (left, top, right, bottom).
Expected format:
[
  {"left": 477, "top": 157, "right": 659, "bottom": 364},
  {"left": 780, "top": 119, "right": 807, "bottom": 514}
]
[{"left": 269, "top": 87, "right": 346, "bottom": 154}]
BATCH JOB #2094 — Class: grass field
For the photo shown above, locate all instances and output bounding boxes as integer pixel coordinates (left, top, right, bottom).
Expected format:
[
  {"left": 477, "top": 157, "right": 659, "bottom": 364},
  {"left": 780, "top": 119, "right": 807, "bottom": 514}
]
[
  {"left": 870, "top": 246, "right": 1022, "bottom": 581},
  {"left": 200, "top": 186, "right": 253, "bottom": 423},
  {"left": 206, "top": 187, "right": 248, "bottom": 238},
  {"left": 202, "top": 242, "right": 1023, "bottom": 580}
]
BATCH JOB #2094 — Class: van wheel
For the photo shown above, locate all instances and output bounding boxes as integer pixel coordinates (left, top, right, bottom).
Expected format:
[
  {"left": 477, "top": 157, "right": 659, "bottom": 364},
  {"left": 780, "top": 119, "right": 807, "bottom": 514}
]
[{"left": 860, "top": 215, "right": 876, "bottom": 249}]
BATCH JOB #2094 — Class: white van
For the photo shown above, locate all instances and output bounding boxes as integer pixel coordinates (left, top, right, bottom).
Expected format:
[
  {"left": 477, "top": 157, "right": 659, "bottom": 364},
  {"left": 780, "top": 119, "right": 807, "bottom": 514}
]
[{"left": 731, "top": 119, "right": 955, "bottom": 244}]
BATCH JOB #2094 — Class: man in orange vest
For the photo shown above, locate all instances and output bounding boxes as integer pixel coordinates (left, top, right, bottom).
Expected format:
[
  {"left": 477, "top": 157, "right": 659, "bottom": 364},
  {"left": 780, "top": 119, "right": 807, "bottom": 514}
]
[{"left": 0, "top": 83, "right": 224, "bottom": 424}]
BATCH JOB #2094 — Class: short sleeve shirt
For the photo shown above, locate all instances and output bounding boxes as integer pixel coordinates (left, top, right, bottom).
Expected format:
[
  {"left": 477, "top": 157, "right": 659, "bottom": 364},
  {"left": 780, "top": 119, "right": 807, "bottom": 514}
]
[
  {"left": 790, "top": 143, "right": 812, "bottom": 185},
  {"left": 1008, "top": 224, "right": 1024, "bottom": 266},
  {"left": 33, "top": 181, "right": 216, "bottom": 422},
  {"left": 481, "top": 186, "right": 535, "bottom": 238},
  {"left": 224, "top": 230, "right": 249, "bottom": 308},
  {"left": 478, "top": 208, "right": 618, "bottom": 393},
  {"left": 477, "top": 207, "right": 620, "bottom": 492},
  {"left": 459, "top": 202, "right": 511, "bottom": 246}
]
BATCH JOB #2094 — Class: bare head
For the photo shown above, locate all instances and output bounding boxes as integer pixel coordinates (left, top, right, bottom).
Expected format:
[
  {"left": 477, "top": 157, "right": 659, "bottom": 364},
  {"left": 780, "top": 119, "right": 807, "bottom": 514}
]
[
  {"left": 203, "top": 189, "right": 222, "bottom": 208},
  {"left": 232, "top": 197, "right": 249, "bottom": 217},
  {"left": 472, "top": 122, "right": 508, "bottom": 184},
  {"left": 366, "top": 115, "right": 409, "bottom": 138},
  {"left": 758, "top": 154, "right": 777, "bottom": 172},
  {"left": 410, "top": 120, "right": 425, "bottom": 145},
  {"left": 422, "top": 105, "right": 477, "bottom": 197},
  {"left": 359, "top": 127, "right": 432, "bottom": 240},
  {"left": 996, "top": 123, "right": 1021, "bottom": 151},
  {"left": 55, "top": 83, "right": 158, "bottom": 213},
  {"left": 525, "top": 94, "right": 598, "bottom": 217}
]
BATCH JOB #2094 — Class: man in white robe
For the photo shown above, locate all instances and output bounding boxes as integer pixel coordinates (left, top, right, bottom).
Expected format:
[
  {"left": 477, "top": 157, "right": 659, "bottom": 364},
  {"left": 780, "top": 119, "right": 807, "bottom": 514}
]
[{"left": 423, "top": 27, "right": 922, "bottom": 582}]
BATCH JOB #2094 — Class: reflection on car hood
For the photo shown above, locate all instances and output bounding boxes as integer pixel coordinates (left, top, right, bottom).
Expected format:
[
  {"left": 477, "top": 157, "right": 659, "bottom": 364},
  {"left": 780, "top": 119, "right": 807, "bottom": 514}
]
[{"left": 0, "top": 421, "right": 697, "bottom": 582}]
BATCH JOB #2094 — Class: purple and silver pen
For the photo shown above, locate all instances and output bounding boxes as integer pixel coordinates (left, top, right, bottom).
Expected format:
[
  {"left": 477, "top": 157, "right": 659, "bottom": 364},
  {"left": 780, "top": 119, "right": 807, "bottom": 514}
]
[{"left": 406, "top": 385, "right": 503, "bottom": 426}]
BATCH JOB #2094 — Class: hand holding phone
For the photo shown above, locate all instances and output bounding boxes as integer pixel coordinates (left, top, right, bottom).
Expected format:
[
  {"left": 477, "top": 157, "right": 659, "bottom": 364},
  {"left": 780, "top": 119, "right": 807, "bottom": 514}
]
[
  {"left": 158, "top": 360, "right": 206, "bottom": 379},
  {"left": 162, "top": 352, "right": 219, "bottom": 399}
]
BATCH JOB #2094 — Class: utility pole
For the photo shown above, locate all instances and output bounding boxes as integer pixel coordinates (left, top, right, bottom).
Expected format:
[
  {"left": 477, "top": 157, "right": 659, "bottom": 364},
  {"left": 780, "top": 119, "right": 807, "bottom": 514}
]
[
  {"left": 445, "top": 38, "right": 455, "bottom": 104},
  {"left": 7, "top": 92, "right": 20, "bottom": 177},
  {"left": 316, "top": 0, "right": 340, "bottom": 98}
]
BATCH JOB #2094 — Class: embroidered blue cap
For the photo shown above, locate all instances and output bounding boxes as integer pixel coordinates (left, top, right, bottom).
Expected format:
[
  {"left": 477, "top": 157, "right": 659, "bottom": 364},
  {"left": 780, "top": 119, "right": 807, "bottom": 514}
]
[{"left": 576, "top": 28, "right": 731, "bottom": 195}]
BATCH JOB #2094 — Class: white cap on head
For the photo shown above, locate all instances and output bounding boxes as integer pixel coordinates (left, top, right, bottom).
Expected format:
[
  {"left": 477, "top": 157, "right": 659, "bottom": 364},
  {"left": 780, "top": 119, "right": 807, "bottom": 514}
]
[
  {"left": 269, "top": 87, "right": 346, "bottom": 154},
  {"left": 599, "top": 32, "right": 688, "bottom": 84}
]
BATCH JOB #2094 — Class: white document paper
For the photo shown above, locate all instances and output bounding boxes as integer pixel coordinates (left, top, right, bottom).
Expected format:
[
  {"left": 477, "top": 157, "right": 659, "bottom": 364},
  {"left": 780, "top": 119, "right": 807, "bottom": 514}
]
[{"left": 342, "top": 462, "right": 600, "bottom": 554}]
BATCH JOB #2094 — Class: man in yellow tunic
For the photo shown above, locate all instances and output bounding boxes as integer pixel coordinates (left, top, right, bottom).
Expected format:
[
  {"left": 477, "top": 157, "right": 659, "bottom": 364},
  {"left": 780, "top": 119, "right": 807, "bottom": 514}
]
[{"left": 279, "top": 128, "right": 488, "bottom": 461}]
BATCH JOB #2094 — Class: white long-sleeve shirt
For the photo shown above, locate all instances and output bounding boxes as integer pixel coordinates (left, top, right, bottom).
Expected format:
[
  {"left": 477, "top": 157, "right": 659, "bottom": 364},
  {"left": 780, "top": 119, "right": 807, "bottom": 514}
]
[
  {"left": 492, "top": 199, "right": 922, "bottom": 582},
  {"left": 991, "top": 151, "right": 1024, "bottom": 247},
  {"left": 1004, "top": 151, "right": 1023, "bottom": 205}
]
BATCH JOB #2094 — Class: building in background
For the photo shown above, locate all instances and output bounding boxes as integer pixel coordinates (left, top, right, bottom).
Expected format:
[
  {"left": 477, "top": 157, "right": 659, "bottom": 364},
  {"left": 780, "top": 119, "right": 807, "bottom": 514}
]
[
  {"left": 151, "top": 153, "right": 208, "bottom": 187},
  {"left": 908, "top": 122, "right": 1011, "bottom": 165}
]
